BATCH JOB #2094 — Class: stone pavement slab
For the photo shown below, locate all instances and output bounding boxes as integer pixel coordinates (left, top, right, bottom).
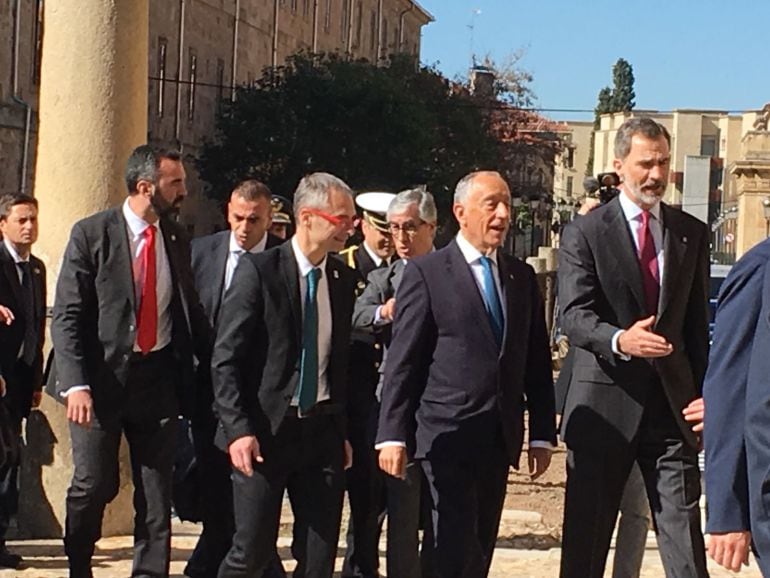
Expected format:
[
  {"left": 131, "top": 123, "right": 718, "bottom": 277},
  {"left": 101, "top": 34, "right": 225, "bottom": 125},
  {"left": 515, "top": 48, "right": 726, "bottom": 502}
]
[{"left": 0, "top": 519, "right": 761, "bottom": 577}]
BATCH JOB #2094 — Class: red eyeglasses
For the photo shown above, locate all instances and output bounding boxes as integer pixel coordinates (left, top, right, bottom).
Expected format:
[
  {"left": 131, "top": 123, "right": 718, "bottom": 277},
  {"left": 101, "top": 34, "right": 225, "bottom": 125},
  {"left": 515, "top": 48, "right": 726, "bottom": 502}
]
[{"left": 304, "top": 208, "right": 361, "bottom": 230}]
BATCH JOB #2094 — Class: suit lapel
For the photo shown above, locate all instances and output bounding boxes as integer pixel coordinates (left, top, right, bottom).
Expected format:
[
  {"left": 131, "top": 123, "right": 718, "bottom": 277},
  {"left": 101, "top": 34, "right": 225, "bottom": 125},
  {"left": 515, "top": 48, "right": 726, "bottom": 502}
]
[
  {"left": 602, "top": 199, "right": 647, "bottom": 314},
  {"left": 658, "top": 204, "right": 687, "bottom": 320},
  {"left": 107, "top": 209, "right": 137, "bottom": 313},
  {"left": 280, "top": 242, "right": 302, "bottom": 344},
  {"left": 211, "top": 233, "right": 229, "bottom": 324},
  {"left": 0, "top": 244, "right": 23, "bottom": 309},
  {"left": 498, "top": 254, "right": 526, "bottom": 357},
  {"left": 446, "top": 241, "right": 499, "bottom": 349},
  {"left": 30, "top": 258, "right": 44, "bottom": 326}
]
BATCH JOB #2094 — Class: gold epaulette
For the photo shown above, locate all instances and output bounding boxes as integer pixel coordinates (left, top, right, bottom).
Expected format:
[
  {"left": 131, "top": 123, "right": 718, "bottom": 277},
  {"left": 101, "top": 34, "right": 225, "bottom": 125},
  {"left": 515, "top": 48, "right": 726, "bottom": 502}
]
[{"left": 339, "top": 245, "right": 358, "bottom": 269}]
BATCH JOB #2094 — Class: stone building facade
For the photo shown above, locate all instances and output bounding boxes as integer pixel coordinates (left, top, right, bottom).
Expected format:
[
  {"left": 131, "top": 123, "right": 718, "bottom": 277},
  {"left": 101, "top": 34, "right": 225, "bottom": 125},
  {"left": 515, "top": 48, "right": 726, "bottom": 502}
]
[{"left": 1, "top": 0, "right": 432, "bottom": 233}]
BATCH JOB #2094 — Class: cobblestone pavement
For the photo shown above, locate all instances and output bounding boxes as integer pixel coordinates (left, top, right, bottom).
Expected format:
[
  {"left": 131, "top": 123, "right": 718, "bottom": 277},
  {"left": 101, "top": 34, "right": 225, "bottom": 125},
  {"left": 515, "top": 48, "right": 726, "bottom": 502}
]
[{"left": 1, "top": 518, "right": 760, "bottom": 578}]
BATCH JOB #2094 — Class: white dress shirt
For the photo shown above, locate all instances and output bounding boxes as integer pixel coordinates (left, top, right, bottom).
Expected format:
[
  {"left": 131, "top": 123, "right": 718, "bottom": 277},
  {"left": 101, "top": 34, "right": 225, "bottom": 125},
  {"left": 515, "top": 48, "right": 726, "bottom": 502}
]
[
  {"left": 224, "top": 232, "right": 268, "bottom": 292},
  {"left": 290, "top": 236, "right": 331, "bottom": 405},
  {"left": 611, "top": 192, "right": 664, "bottom": 360},
  {"left": 122, "top": 199, "right": 173, "bottom": 353}
]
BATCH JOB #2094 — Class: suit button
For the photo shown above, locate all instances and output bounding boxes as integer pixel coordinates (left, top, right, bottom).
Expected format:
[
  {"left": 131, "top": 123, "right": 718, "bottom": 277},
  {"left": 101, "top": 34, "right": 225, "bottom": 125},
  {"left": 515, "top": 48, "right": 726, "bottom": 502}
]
[{"left": 374, "top": 343, "right": 381, "bottom": 350}]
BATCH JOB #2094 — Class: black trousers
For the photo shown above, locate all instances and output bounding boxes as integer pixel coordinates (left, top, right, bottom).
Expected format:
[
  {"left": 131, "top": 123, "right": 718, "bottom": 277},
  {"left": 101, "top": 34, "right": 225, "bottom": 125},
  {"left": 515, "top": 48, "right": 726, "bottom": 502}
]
[
  {"left": 559, "top": 386, "right": 708, "bottom": 578},
  {"left": 218, "top": 413, "right": 346, "bottom": 578},
  {"left": 342, "top": 407, "right": 384, "bottom": 578},
  {"left": 384, "top": 461, "right": 424, "bottom": 578},
  {"left": 0, "top": 404, "right": 22, "bottom": 543},
  {"left": 419, "top": 440, "right": 509, "bottom": 578},
  {"left": 186, "top": 407, "right": 286, "bottom": 578},
  {"left": 64, "top": 349, "right": 179, "bottom": 578}
]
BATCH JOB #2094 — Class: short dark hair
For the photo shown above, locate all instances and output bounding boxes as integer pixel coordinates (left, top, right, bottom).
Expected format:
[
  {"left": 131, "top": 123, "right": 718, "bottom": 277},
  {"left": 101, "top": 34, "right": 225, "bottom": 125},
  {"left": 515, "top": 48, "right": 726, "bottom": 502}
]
[
  {"left": 0, "top": 193, "right": 38, "bottom": 221},
  {"left": 125, "top": 145, "right": 182, "bottom": 194},
  {"left": 614, "top": 117, "right": 671, "bottom": 160},
  {"left": 231, "top": 179, "right": 272, "bottom": 203}
]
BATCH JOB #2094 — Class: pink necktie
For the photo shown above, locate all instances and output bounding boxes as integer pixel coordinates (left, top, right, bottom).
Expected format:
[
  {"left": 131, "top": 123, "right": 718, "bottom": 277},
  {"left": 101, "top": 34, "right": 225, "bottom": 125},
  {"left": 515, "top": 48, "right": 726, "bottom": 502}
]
[
  {"left": 637, "top": 210, "right": 660, "bottom": 316},
  {"left": 137, "top": 226, "right": 158, "bottom": 354}
]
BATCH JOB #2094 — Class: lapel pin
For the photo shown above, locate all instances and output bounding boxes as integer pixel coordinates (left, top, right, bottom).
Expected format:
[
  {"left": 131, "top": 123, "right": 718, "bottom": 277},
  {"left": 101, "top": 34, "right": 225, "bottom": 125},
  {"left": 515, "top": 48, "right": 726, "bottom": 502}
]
[
  {"left": 171, "top": 234, "right": 176, "bottom": 241},
  {"left": 509, "top": 273, "right": 514, "bottom": 279},
  {"left": 682, "top": 236, "right": 687, "bottom": 243},
  {"left": 33, "top": 267, "right": 41, "bottom": 275},
  {"left": 333, "top": 270, "right": 340, "bottom": 279}
]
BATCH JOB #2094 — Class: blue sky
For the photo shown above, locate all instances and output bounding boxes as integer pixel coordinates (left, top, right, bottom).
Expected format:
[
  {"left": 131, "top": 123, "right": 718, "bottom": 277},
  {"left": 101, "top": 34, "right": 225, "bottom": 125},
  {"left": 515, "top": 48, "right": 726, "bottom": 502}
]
[{"left": 418, "top": 0, "right": 770, "bottom": 121}]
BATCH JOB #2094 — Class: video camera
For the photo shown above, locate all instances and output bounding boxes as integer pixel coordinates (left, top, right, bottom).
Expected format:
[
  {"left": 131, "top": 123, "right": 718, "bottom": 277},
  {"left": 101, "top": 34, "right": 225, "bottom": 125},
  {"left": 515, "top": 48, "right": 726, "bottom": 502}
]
[{"left": 584, "top": 172, "right": 621, "bottom": 205}]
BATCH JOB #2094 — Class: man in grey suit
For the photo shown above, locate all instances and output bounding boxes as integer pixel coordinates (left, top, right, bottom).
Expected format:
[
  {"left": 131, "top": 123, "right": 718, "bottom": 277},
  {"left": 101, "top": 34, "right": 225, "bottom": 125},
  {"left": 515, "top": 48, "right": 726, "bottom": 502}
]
[
  {"left": 188, "top": 179, "right": 285, "bottom": 578},
  {"left": 352, "top": 187, "right": 437, "bottom": 578},
  {"left": 51, "top": 145, "right": 211, "bottom": 578},
  {"left": 558, "top": 118, "right": 710, "bottom": 578}
]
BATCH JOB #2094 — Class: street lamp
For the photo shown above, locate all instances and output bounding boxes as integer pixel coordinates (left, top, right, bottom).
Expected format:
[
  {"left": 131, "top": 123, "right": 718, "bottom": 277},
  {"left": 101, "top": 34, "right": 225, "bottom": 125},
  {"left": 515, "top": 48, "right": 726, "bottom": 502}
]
[{"left": 763, "top": 197, "right": 770, "bottom": 237}]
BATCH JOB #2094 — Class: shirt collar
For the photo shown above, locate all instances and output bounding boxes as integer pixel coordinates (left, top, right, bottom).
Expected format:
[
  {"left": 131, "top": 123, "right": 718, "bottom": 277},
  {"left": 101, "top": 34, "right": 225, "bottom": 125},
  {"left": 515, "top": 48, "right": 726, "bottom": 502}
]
[
  {"left": 122, "top": 198, "right": 161, "bottom": 238},
  {"left": 229, "top": 231, "right": 268, "bottom": 255},
  {"left": 618, "top": 190, "right": 661, "bottom": 223},
  {"left": 291, "top": 236, "right": 327, "bottom": 278},
  {"left": 3, "top": 238, "right": 28, "bottom": 264},
  {"left": 455, "top": 232, "right": 498, "bottom": 266},
  {"left": 362, "top": 240, "right": 385, "bottom": 267}
]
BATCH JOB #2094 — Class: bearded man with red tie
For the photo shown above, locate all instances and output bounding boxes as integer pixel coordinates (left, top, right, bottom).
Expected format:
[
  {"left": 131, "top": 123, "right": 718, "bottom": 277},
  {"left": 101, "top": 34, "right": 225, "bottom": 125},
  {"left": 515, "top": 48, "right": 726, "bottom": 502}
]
[
  {"left": 557, "top": 118, "right": 710, "bottom": 578},
  {"left": 50, "top": 145, "right": 211, "bottom": 578}
]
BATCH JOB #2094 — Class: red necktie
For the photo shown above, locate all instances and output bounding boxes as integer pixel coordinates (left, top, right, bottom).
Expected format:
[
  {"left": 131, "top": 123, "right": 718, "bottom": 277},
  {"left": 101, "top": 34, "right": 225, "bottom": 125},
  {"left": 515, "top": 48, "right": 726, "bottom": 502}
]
[
  {"left": 137, "top": 225, "right": 158, "bottom": 354},
  {"left": 638, "top": 210, "right": 660, "bottom": 316}
]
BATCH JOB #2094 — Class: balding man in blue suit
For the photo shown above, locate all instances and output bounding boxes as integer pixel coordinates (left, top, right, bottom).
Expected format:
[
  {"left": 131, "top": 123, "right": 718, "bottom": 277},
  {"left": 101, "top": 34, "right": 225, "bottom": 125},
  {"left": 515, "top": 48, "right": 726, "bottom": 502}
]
[{"left": 376, "top": 171, "right": 556, "bottom": 578}]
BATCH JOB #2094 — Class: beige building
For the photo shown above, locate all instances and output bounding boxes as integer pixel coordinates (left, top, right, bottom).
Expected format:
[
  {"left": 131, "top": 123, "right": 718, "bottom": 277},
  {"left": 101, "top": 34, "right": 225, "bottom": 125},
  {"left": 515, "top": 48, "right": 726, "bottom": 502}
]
[
  {"left": 553, "top": 120, "right": 593, "bottom": 202},
  {"left": 1, "top": 0, "right": 432, "bottom": 234}
]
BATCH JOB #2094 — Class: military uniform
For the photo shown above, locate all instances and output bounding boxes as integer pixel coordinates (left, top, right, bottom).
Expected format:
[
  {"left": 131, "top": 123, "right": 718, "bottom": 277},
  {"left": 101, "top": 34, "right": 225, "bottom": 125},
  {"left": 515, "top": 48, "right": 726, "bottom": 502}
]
[{"left": 342, "top": 193, "right": 394, "bottom": 578}]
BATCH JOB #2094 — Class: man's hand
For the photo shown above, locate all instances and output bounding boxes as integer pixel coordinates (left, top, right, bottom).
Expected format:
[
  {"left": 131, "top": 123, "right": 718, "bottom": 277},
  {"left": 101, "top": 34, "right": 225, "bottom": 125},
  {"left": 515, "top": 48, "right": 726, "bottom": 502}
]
[
  {"left": 31, "top": 391, "right": 43, "bottom": 409},
  {"left": 380, "top": 298, "right": 396, "bottom": 322},
  {"left": 378, "top": 445, "right": 407, "bottom": 479},
  {"left": 708, "top": 531, "right": 751, "bottom": 572},
  {"left": 344, "top": 439, "right": 353, "bottom": 470},
  {"left": 0, "top": 305, "right": 14, "bottom": 326},
  {"left": 528, "top": 447, "right": 552, "bottom": 480},
  {"left": 228, "top": 435, "right": 263, "bottom": 477},
  {"left": 577, "top": 197, "right": 601, "bottom": 216},
  {"left": 683, "top": 397, "right": 704, "bottom": 433},
  {"left": 617, "top": 316, "right": 673, "bottom": 358},
  {"left": 66, "top": 390, "right": 93, "bottom": 427},
  {"left": 0, "top": 376, "right": 5, "bottom": 397}
]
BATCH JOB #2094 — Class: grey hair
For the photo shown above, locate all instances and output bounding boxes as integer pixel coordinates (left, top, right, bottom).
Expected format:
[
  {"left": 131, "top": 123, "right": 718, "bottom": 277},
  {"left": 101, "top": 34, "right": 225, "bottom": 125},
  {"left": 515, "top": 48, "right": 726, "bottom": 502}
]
[
  {"left": 614, "top": 117, "right": 671, "bottom": 160},
  {"left": 293, "top": 172, "right": 353, "bottom": 216},
  {"left": 387, "top": 187, "right": 437, "bottom": 223},
  {"left": 453, "top": 170, "right": 503, "bottom": 204}
]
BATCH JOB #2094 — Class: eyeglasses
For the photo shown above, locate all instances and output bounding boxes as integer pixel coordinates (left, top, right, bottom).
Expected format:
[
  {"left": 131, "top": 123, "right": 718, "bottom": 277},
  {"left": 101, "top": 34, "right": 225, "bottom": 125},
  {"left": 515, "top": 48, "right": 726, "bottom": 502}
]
[
  {"left": 304, "top": 208, "right": 361, "bottom": 230},
  {"left": 388, "top": 220, "right": 424, "bottom": 237}
]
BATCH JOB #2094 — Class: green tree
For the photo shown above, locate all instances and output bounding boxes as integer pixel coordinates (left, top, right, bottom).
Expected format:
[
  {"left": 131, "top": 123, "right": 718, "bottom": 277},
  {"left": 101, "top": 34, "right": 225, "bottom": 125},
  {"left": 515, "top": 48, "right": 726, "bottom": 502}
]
[
  {"left": 586, "top": 58, "right": 636, "bottom": 175},
  {"left": 197, "top": 53, "right": 500, "bottom": 230}
]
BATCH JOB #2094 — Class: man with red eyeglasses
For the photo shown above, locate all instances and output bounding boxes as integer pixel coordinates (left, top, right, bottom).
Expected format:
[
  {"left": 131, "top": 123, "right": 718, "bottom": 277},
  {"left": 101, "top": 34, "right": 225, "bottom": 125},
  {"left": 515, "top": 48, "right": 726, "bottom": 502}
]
[{"left": 212, "top": 172, "right": 359, "bottom": 578}]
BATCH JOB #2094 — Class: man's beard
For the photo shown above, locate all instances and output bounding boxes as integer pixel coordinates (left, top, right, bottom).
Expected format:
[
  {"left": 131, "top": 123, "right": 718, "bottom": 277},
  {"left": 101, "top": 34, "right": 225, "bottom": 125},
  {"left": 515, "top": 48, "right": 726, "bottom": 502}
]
[
  {"left": 150, "top": 191, "right": 182, "bottom": 219},
  {"left": 627, "top": 181, "right": 664, "bottom": 207}
]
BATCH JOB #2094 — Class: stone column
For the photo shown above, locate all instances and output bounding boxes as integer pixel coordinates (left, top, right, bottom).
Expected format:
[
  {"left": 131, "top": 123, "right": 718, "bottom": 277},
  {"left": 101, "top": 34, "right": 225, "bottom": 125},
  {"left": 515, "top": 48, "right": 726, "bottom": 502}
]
[
  {"left": 20, "top": 0, "right": 150, "bottom": 538},
  {"left": 730, "top": 131, "right": 770, "bottom": 260}
]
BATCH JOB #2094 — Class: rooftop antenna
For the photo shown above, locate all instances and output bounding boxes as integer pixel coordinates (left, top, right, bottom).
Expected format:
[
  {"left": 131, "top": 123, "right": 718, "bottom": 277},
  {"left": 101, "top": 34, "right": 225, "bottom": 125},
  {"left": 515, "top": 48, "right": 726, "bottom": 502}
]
[{"left": 468, "top": 8, "right": 481, "bottom": 68}]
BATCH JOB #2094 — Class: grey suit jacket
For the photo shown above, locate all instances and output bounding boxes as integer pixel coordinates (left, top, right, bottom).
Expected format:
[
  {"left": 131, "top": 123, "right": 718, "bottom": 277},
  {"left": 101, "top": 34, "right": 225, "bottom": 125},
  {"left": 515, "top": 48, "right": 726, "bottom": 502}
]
[{"left": 352, "top": 258, "right": 406, "bottom": 399}]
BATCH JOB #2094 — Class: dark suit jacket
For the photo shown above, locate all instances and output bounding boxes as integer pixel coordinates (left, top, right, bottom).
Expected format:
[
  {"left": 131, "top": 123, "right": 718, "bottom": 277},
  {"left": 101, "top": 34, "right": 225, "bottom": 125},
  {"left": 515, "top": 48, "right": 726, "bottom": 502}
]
[
  {"left": 703, "top": 239, "right": 770, "bottom": 568},
  {"left": 211, "top": 241, "right": 357, "bottom": 450},
  {"left": 558, "top": 196, "right": 709, "bottom": 451},
  {"left": 375, "top": 240, "right": 556, "bottom": 467},
  {"left": 0, "top": 244, "right": 46, "bottom": 418},
  {"left": 49, "top": 205, "right": 211, "bottom": 417},
  {"left": 190, "top": 230, "right": 283, "bottom": 417},
  {"left": 342, "top": 244, "right": 387, "bottom": 421},
  {"left": 352, "top": 258, "right": 405, "bottom": 399}
]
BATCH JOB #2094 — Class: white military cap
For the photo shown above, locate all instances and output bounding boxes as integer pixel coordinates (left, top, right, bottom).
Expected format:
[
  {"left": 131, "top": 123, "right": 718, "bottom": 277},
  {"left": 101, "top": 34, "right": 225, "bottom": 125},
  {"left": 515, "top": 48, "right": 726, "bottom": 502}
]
[{"left": 355, "top": 191, "right": 396, "bottom": 233}]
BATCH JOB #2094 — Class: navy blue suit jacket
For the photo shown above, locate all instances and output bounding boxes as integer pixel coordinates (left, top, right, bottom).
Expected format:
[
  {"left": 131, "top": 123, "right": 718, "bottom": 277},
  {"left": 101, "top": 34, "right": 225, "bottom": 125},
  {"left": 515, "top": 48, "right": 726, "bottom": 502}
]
[
  {"left": 704, "top": 239, "right": 770, "bottom": 570},
  {"left": 375, "top": 240, "right": 556, "bottom": 467}
]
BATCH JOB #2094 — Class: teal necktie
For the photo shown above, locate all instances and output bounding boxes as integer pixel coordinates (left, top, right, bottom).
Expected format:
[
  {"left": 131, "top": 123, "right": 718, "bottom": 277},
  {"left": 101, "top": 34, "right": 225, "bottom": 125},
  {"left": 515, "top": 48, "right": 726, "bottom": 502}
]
[
  {"left": 479, "top": 256, "right": 504, "bottom": 347},
  {"left": 298, "top": 267, "right": 321, "bottom": 411}
]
